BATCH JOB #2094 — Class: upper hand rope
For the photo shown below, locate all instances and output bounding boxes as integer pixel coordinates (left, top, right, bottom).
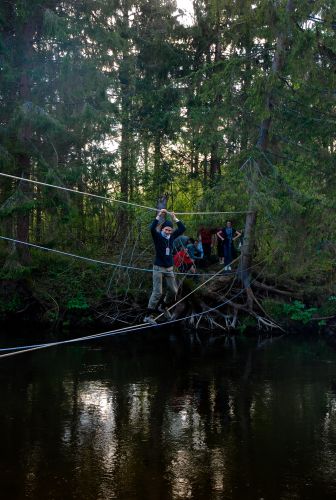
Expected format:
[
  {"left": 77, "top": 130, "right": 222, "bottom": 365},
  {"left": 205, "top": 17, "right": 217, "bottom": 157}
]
[{"left": 0, "top": 172, "right": 251, "bottom": 215}]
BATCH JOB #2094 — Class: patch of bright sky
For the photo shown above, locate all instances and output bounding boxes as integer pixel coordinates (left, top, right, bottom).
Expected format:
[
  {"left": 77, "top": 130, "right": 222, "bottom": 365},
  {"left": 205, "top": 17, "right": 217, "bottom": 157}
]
[{"left": 176, "top": 0, "right": 194, "bottom": 26}]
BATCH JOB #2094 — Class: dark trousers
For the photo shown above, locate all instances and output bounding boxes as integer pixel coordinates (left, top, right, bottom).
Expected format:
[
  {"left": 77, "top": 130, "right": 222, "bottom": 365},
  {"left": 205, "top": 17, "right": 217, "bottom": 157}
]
[
  {"left": 217, "top": 241, "right": 224, "bottom": 259},
  {"left": 223, "top": 242, "right": 233, "bottom": 266},
  {"left": 202, "top": 243, "right": 211, "bottom": 260}
]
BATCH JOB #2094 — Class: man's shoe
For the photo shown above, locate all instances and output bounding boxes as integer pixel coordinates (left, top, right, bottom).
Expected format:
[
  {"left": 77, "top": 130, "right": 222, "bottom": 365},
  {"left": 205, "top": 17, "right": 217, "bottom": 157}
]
[
  {"left": 144, "top": 314, "right": 157, "bottom": 325},
  {"left": 158, "top": 304, "right": 172, "bottom": 320}
]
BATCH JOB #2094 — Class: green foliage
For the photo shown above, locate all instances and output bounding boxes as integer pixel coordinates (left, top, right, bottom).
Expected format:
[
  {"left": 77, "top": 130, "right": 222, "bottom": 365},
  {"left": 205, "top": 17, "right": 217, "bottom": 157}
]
[
  {"left": 262, "top": 297, "right": 335, "bottom": 326},
  {"left": 283, "top": 301, "right": 318, "bottom": 325},
  {"left": 66, "top": 293, "right": 89, "bottom": 311}
]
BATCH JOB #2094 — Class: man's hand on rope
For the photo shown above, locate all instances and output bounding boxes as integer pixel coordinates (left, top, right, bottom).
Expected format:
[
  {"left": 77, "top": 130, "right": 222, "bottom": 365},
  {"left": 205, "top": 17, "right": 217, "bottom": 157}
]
[
  {"left": 157, "top": 208, "right": 179, "bottom": 223},
  {"left": 171, "top": 211, "right": 178, "bottom": 222}
]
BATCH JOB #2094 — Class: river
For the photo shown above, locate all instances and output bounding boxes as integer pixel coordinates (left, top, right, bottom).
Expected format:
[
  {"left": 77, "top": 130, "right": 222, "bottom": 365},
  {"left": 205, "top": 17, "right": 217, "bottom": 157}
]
[{"left": 1, "top": 330, "right": 336, "bottom": 499}]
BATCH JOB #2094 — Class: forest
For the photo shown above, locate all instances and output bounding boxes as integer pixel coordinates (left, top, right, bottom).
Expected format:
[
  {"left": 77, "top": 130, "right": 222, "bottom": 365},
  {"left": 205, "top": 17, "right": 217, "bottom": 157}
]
[{"left": 0, "top": 0, "right": 335, "bottom": 334}]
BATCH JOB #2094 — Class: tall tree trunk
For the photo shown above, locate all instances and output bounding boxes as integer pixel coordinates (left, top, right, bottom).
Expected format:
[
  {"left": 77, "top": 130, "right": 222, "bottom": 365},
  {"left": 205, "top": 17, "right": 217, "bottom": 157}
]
[
  {"left": 240, "top": 0, "right": 294, "bottom": 292},
  {"left": 118, "top": 0, "right": 132, "bottom": 230},
  {"left": 209, "top": 32, "right": 222, "bottom": 182},
  {"left": 153, "top": 133, "right": 161, "bottom": 198},
  {"left": 120, "top": 105, "right": 130, "bottom": 202},
  {"left": 120, "top": 97, "right": 131, "bottom": 203},
  {"left": 16, "top": 19, "right": 37, "bottom": 264},
  {"left": 210, "top": 142, "right": 220, "bottom": 180}
]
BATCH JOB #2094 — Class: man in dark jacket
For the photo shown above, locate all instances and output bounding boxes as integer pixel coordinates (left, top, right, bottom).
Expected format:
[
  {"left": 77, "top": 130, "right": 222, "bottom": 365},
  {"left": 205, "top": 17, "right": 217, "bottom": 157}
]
[{"left": 144, "top": 208, "right": 186, "bottom": 324}]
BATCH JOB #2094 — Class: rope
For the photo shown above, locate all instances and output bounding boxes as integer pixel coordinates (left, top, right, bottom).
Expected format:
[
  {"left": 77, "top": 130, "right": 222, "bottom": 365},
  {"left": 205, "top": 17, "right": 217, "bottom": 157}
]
[
  {"left": 0, "top": 235, "right": 242, "bottom": 277},
  {"left": 0, "top": 253, "right": 274, "bottom": 358},
  {"left": 0, "top": 172, "right": 251, "bottom": 215},
  {"left": 0, "top": 252, "right": 276, "bottom": 359},
  {"left": 0, "top": 268, "right": 246, "bottom": 359}
]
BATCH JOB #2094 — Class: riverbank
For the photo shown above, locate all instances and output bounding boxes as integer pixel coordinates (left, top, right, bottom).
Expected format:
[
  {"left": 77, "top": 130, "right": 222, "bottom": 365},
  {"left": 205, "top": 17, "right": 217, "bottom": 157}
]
[
  {"left": 1, "top": 247, "right": 335, "bottom": 338},
  {"left": 1, "top": 272, "right": 335, "bottom": 341}
]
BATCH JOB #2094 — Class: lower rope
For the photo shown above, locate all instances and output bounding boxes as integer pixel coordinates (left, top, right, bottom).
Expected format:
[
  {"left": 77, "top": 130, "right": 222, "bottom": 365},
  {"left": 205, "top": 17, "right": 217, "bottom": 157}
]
[
  {"left": 0, "top": 259, "right": 271, "bottom": 359},
  {"left": 0, "top": 235, "right": 239, "bottom": 278}
]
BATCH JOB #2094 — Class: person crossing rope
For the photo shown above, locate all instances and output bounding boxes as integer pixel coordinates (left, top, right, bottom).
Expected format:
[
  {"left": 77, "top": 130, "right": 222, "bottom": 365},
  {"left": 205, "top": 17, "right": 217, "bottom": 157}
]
[{"left": 144, "top": 208, "right": 186, "bottom": 324}]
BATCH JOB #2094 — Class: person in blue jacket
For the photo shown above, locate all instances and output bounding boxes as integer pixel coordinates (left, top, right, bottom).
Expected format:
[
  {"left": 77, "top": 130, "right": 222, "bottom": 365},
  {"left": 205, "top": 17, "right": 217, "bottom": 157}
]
[
  {"left": 144, "top": 208, "right": 186, "bottom": 324},
  {"left": 216, "top": 220, "right": 241, "bottom": 270}
]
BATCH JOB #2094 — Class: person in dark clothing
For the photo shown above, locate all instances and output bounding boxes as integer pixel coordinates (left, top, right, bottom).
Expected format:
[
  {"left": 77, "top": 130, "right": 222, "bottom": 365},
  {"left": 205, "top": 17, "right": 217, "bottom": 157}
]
[
  {"left": 198, "top": 226, "right": 212, "bottom": 262},
  {"left": 144, "top": 208, "right": 186, "bottom": 324},
  {"left": 217, "top": 221, "right": 241, "bottom": 270}
]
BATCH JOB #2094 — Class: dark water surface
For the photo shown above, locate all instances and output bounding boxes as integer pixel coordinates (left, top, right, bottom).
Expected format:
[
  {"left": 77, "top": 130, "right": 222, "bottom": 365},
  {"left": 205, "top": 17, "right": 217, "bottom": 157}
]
[{"left": 1, "top": 331, "right": 336, "bottom": 500}]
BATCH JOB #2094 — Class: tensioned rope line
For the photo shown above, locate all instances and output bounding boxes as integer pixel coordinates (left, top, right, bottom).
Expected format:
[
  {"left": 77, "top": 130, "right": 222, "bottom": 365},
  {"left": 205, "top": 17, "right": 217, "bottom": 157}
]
[
  {"left": 0, "top": 255, "right": 273, "bottom": 359},
  {"left": 0, "top": 294, "right": 239, "bottom": 358},
  {"left": 0, "top": 172, "right": 252, "bottom": 215},
  {"left": 0, "top": 235, "right": 243, "bottom": 278},
  {"left": 0, "top": 259, "right": 240, "bottom": 355}
]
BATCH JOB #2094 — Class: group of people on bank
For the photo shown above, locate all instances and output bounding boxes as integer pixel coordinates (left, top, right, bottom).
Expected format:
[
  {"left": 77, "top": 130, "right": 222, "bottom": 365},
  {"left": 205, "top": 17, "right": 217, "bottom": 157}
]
[
  {"left": 173, "top": 222, "right": 242, "bottom": 274},
  {"left": 144, "top": 208, "right": 242, "bottom": 324}
]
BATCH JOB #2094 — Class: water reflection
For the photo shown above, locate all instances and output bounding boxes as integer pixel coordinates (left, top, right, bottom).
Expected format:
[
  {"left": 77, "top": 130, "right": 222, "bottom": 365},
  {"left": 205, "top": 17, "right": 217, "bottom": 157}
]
[{"left": 0, "top": 336, "right": 336, "bottom": 499}]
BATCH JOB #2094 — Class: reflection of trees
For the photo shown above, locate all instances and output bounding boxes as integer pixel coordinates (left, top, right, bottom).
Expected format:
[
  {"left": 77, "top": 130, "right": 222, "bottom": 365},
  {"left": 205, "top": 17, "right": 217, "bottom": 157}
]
[
  {"left": 1, "top": 339, "right": 336, "bottom": 499},
  {"left": 319, "top": 385, "right": 336, "bottom": 486}
]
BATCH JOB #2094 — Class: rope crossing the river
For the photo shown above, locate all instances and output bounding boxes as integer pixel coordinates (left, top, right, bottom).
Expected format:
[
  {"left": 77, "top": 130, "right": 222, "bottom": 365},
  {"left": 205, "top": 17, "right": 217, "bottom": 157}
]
[
  {"left": 0, "top": 260, "right": 242, "bottom": 358},
  {"left": 0, "top": 171, "right": 252, "bottom": 215}
]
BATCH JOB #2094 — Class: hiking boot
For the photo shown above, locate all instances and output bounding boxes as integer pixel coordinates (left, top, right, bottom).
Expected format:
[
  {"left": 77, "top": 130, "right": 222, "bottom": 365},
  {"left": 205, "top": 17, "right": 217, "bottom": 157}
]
[
  {"left": 143, "top": 314, "right": 157, "bottom": 325},
  {"left": 158, "top": 304, "right": 172, "bottom": 320}
]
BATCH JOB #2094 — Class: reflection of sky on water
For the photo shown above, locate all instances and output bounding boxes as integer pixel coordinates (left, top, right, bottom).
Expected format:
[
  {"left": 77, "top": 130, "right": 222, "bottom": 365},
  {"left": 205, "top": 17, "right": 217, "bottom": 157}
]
[
  {"left": 2, "top": 338, "right": 336, "bottom": 499},
  {"left": 60, "top": 369, "right": 336, "bottom": 498}
]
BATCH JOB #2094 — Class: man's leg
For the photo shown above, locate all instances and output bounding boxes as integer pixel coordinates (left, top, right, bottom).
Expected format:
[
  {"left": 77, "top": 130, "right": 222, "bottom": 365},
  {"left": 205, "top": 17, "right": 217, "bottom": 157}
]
[
  {"left": 147, "top": 266, "right": 163, "bottom": 311},
  {"left": 163, "top": 267, "right": 178, "bottom": 306}
]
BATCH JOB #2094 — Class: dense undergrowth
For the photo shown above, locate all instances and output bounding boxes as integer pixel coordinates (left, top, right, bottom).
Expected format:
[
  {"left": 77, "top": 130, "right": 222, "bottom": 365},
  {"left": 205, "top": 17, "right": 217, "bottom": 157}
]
[{"left": 0, "top": 247, "right": 335, "bottom": 337}]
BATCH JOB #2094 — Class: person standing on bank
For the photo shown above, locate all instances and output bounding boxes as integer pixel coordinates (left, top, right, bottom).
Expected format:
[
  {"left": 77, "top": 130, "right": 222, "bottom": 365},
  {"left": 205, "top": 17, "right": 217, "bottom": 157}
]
[
  {"left": 144, "top": 208, "right": 186, "bottom": 324},
  {"left": 216, "top": 221, "right": 241, "bottom": 270}
]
